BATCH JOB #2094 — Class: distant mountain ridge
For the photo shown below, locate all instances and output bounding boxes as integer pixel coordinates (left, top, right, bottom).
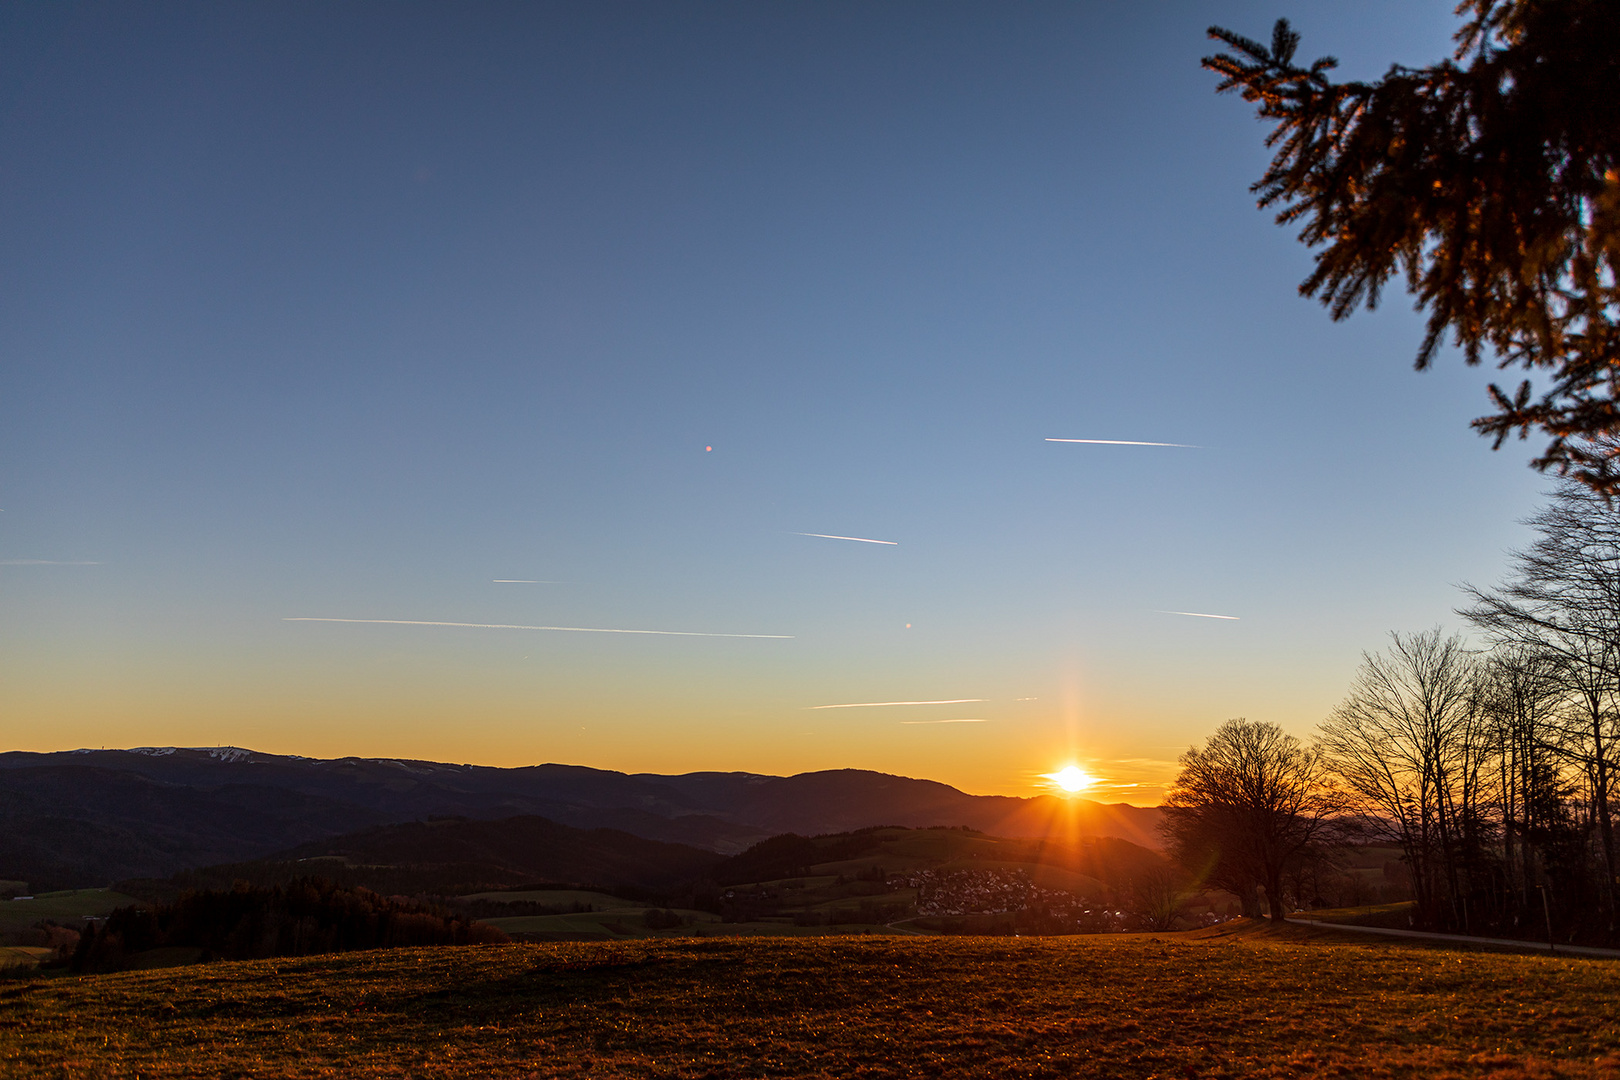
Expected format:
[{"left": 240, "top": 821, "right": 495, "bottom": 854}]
[{"left": 0, "top": 747, "right": 1162, "bottom": 890}]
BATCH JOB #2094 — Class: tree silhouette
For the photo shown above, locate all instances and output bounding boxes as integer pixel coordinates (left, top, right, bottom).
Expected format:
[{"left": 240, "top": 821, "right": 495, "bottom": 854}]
[
  {"left": 1205, "top": 2, "right": 1620, "bottom": 489},
  {"left": 1162, "top": 719, "right": 1340, "bottom": 923},
  {"left": 1319, "top": 630, "right": 1488, "bottom": 929},
  {"left": 1461, "top": 481, "right": 1620, "bottom": 915}
]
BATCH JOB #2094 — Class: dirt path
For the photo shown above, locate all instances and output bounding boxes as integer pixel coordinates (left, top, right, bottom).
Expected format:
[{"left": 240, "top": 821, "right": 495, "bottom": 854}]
[{"left": 883, "top": 917, "right": 932, "bottom": 935}]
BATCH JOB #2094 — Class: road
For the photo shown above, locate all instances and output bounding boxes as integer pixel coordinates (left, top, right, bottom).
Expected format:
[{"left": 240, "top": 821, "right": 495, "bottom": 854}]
[{"left": 1287, "top": 917, "right": 1620, "bottom": 959}]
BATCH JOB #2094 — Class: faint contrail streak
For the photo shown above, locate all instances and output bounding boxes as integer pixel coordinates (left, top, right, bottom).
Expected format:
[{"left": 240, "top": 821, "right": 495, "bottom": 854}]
[
  {"left": 900, "top": 718, "right": 988, "bottom": 725},
  {"left": 491, "top": 580, "right": 561, "bottom": 583},
  {"left": 0, "top": 559, "right": 102, "bottom": 565},
  {"left": 809, "top": 699, "right": 985, "bottom": 709},
  {"left": 793, "top": 533, "right": 898, "bottom": 545},
  {"left": 1045, "top": 438, "right": 1200, "bottom": 448},
  {"left": 1159, "top": 610, "right": 1240, "bottom": 620},
  {"left": 284, "top": 618, "right": 792, "bottom": 638}
]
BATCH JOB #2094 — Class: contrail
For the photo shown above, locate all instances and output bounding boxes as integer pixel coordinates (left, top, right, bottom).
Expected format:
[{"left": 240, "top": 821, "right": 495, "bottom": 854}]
[
  {"left": 1046, "top": 438, "right": 1200, "bottom": 448},
  {"left": 0, "top": 559, "right": 101, "bottom": 565},
  {"left": 809, "top": 699, "right": 985, "bottom": 709},
  {"left": 900, "top": 718, "right": 988, "bottom": 725},
  {"left": 284, "top": 618, "right": 792, "bottom": 639},
  {"left": 793, "top": 532, "right": 898, "bottom": 546},
  {"left": 491, "top": 580, "right": 561, "bottom": 583},
  {"left": 1159, "top": 610, "right": 1240, "bottom": 621}
]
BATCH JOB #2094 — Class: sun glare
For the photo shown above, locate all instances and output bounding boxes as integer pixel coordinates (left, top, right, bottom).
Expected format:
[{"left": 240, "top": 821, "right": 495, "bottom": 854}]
[{"left": 1045, "top": 765, "right": 1095, "bottom": 794}]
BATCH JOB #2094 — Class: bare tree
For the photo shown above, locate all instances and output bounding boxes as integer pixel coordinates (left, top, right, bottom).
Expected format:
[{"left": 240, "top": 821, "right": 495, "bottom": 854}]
[
  {"left": 1461, "top": 482, "right": 1620, "bottom": 915},
  {"left": 1318, "top": 630, "right": 1484, "bottom": 929},
  {"left": 1476, "top": 647, "right": 1564, "bottom": 912},
  {"left": 1161, "top": 719, "right": 1340, "bottom": 923}
]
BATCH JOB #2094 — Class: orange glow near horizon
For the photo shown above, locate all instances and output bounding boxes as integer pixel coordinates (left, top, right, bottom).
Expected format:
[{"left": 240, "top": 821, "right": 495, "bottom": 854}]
[{"left": 2, "top": 650, "right": 1185, "bottom": 803}]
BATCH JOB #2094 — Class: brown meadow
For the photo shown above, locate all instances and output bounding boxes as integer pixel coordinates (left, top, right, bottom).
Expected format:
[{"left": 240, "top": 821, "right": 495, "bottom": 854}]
[{"left": 3, "top": 925, "right": 1618, "bottom": 1078}]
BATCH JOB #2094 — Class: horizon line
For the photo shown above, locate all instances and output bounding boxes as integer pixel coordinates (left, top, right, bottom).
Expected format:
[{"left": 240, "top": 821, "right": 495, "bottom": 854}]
[{"left": 37, "top": 745, "right": 1168, "bottom": 804}]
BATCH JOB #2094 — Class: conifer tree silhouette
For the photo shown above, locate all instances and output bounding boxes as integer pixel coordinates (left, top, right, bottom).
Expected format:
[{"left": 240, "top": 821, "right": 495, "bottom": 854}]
[{"left": 1206, "top": 2, "right": 1620, "bottom": 489}]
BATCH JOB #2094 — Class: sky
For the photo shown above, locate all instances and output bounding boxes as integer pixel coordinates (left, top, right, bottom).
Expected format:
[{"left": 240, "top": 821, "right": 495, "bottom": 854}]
[{"left": 1, "top": 1, "right": 1550, "bottom": 801}]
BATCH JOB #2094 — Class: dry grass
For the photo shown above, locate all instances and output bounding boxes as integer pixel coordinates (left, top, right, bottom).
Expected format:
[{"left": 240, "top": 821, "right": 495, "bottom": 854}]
[{"left": 2, "top": 926, "right": 1618, "bottom": 1078}]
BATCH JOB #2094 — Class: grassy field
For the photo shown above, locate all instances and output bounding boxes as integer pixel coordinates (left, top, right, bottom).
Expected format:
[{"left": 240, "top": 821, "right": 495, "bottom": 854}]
[
  {"left": 479, "top": 904, "right": 903, "bottom": 939},
  {"left": 488, "top": 912, "right": 905, "bottom": 939},
  {"left": 457, "top": 888, "right": 881, "bottom": 939},
  {"left": 458, "top": 890, "right": 639, "bottom": 909},
  {"left": 485, "top": 906, "right": 718, "bottom": 938},
  {"left": 0, "top": 890, "right": 139, "bottom": 939},
  {"left": 0, "top": 946, "right": 51, "bottom": 971},
  {"left": 2, "top": 924, "right": 1618, "bottom": 1078}
]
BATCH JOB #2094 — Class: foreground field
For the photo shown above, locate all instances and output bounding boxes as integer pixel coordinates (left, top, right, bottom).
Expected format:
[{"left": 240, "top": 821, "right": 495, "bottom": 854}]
[{"left": 3, "top": 927, "right": 1618, "bottom": 1078}]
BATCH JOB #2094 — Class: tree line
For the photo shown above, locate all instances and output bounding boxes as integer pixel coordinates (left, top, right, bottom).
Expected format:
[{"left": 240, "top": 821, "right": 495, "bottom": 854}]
[
  {"left": 1166, "top": 481, "right": 1620, "bottom": 946},
  {"left": 71, "top": 878, "right": 508, "bottom": 973}
]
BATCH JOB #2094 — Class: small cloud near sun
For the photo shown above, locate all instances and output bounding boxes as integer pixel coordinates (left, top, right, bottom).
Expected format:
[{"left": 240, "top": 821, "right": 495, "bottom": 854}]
[{"left": 1043, "top": 766, "right": 1096, "bottom": 794}]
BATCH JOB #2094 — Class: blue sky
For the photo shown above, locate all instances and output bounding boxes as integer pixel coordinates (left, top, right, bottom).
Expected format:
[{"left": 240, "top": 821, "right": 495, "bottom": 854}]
[{"left": 1, "top": 2, "right": 1546, "bottom": 798}]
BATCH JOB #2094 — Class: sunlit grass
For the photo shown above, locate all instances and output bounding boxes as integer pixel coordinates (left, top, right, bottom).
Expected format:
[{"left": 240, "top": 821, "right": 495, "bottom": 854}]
[{"left": 3, "top": 928, "right": 1618, "bottom": 1077}]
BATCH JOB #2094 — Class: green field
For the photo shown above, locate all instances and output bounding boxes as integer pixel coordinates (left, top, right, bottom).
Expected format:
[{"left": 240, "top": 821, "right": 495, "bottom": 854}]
[
  {"left": 484, "top": 906, "right": 719, "bottom": 938},
  {"left": 2, "top": 925, "right": 1617, "bottom": 1077},
  {"left": 487, "top": 912, "right": 905, "bottom": 939},
  {"left": 478, "top": 904, "right": 903, "bottom": 940},
  {"left": 456, "top": 890, "right": 639, "bottom": 908},
  {"left": 0, "top": 889, "right": 138, "bottom": 937},
  {"left": 0, "top": 946, "right": 51, "bottom": 970}
]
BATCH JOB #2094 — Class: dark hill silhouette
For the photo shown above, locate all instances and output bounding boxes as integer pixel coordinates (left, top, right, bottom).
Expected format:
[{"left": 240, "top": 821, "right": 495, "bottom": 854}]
[
  {"left": 0, "top": 764, "right": 393, "bottom": 892},
  {"left": 276, "top": 815, "right": 722, "bottom": 890},
  {"left": 709, "top": 825, "right": 1169, "bottom": 894},
  {"left": 708, "top": 831, "right": 883, "bottom": 887},
  {"left": 0, "top": 747, "right": 1161, "bottom": 889},
  {"left": 690, "top": 768, "right": 1162, "bottom": 847},
  {"left": 120, "top": 815, "right": 725, "bottom": 902}
]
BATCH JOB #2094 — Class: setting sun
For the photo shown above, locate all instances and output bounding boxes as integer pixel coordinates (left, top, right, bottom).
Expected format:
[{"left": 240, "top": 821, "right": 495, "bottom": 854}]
[{"left": 1045, "top": 765, "right": 1095, "bottom": 794}]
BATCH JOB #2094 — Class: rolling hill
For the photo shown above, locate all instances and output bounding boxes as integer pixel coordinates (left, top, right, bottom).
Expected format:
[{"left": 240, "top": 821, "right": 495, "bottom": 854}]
[
  {"left": 0, "top": 747, "right": 1162, "bottom": 890},
  {"left": 115, "top": 819, "right": 1177, "bottom": 943},
  {"left": 110, "top": 813, "right": 723, "bottom": 908}
]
